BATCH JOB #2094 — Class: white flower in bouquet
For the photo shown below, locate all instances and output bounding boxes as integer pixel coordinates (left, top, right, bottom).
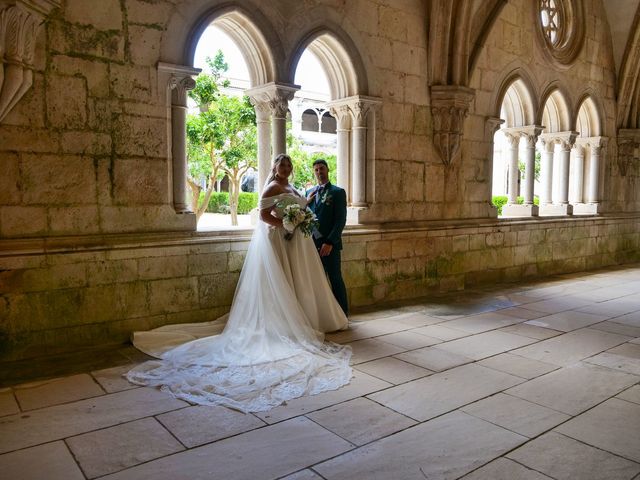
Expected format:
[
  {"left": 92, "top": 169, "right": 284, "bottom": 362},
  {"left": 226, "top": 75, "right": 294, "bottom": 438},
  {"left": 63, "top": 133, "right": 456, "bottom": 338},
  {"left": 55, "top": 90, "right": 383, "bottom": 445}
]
[{"left": 278, "top": 202, "right": 318, "bottom": 240}]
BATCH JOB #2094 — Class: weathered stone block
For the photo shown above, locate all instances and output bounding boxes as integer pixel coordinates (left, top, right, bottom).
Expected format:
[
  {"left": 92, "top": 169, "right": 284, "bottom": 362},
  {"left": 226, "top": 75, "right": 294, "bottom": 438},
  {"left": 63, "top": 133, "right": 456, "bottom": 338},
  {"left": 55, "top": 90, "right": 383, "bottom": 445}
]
[
  {"left": 367, "top": 240, "right": 392, "bottom": 260},
  {"left": 379, "top": 5, "right": 407, "bottom": 42},
  {"left": 199, "top": 273, "right": 238, "bottom": 308},
  {"left": 342, "top": 260, "right": 369, "bottom": 288},
  {"left": 0, "top": 126, "right": 59, "bottom": 153},
  {"left": 51, "top": 55, "right": 110, "bottom": 97},
  {"left": 0, "top": 206, "right": 47, "bottom": 237},
  {"left": 46, "top": 75, "right": 87, "bottom": 129},
  {"left": 110, "top": 64, "right": 152, "bottom": 102},
  {"left": 48, "top": 206, "right": 101, "bottom": 236},
  {"left": 126, "top": 0, "right": 174, "bottom": 25},
  {"left": 138, "top": 255, "right": 187, "bottom": 280},
  {"left": 66, "top": 0, "right": 123, "bottom": 30},
  {"left": 0, "top": 153, "right": 20, "bottom": 205},
  {"left": 129, "top": 25, "right": 163, "bottom": 66},
  {"left": 187, "top": 253, "right": 228, "bottom": 276},
  {"left": 228, "top": 251, "right": 246, "bottom": 272},
  {"left": 86, "top": 259, "right": 138, "bottom": 286},
  {"left": 367, "top": 260, "right": 397, "bottom": 283},
  {"left": 402, "top": 161, "right": 424, "bottom": 201},
  {"left": 113, "top": 115, "right": 166, "bottom": 157},
  {"left": 342, "top": 243, "right": 366, "bottom": 261},
  {"left": 21, "top": 154, "right": 96, "bottom": 205},
  {"left": 391, "top": 238, "right": 414, "bottom": 258},
  {"left": 61, "top": 131, "right": 112, "bottom": 155},
  {"left": 113, "top": 158, "right": 169, "bottom": 205},
  {"left": 149, "top": 277, "right": 198, "bottom": 314}
]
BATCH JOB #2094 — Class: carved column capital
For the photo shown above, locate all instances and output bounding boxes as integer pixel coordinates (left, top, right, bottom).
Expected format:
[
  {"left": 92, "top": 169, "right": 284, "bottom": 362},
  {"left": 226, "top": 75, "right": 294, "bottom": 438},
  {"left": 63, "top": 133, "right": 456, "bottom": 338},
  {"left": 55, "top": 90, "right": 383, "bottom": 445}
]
[
  {"left": 158, "top": 62, "right": 200, "bottom": 107},
  {"left": 328, "top": 103, "right": 351, "bottom": 129},
  {"left": 245, "top": 82, "right": 299, "bottom": 119},
  {"left": 0, "top": 0, "right": 60, "bottom": 123},
  {"left": 328, "top": 95, "right": 382, "bottom": 128},
  {"left": 430, "top": 85, "right": 475, "bottom": 167}
]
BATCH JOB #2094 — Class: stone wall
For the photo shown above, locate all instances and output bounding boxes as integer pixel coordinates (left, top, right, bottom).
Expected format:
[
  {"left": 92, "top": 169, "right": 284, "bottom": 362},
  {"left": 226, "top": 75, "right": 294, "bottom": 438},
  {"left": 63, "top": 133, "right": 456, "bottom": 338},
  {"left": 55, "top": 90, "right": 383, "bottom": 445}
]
[{"left": 2, "top": 214, "right": 639, "bottom": 361}]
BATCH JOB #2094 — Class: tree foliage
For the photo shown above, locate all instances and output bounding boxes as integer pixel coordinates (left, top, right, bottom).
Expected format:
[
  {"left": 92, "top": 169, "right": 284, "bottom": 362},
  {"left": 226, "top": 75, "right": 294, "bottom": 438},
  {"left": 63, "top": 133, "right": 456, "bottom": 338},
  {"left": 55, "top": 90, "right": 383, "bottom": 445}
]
[{"left": 186, "top": 52, "right": 257, "bottom": 225}]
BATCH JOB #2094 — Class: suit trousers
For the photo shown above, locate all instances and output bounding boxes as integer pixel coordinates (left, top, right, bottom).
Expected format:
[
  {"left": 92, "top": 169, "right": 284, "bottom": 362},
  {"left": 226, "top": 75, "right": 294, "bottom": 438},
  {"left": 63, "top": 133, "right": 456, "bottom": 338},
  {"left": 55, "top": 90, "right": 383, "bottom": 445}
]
[{"left": 316, "top": 244, "right": 349, "bottom": 316}]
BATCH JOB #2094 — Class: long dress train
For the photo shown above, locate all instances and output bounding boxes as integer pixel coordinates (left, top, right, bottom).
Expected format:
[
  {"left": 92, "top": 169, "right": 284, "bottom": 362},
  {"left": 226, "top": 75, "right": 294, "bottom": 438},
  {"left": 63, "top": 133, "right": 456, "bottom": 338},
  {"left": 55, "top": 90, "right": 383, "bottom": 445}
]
[{"left": 126, "top": 193, "right": 352, "bottom": 412}]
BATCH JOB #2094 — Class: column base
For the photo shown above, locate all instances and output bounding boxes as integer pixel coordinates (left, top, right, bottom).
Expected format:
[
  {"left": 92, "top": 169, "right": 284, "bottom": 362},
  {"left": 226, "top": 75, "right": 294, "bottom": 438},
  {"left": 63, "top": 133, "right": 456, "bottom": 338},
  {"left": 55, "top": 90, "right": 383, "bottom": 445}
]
[
  {"left": 501, "top": 203, "right": 539, "bottom": 217},
  {"left": 347, "top": 206, "right": 369, "bottom": 224},
  {"left": 572, "top": 203, "right": 600, "bottom": 215},
  {"left": 539, "top": 203, "right": 573, "bottom": 216}
]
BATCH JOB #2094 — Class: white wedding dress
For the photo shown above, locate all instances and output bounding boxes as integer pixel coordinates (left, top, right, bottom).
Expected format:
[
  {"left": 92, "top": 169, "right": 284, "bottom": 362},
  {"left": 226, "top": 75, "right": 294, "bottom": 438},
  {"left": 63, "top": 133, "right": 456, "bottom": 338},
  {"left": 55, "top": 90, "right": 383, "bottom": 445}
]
[{"left": 126, "top": 193, "right": 352, "bottom": 412}]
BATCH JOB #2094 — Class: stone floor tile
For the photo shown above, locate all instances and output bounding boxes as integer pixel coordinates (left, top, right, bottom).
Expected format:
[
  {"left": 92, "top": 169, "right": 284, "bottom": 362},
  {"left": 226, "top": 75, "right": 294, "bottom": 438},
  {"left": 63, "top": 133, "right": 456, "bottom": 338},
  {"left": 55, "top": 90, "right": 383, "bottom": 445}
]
[
  {"left": 91, "top": 364, "right": 139, "bottom": 393},
  {"left": 495, "top": 306, "right": 549, "bottom": 320},
  {"left": 393, "top": 312, "right": 443, "bottom": 327},
  {"left": 609, "top": 311, "right": 640, "bottom": 328},
  {"left": 556, "top": 398, "right": 640, "bottom": 462},
  {"left": 525, "top": 310, "right": 609, "bottom": 332},
  {"left": 66, "top": 417, "right": 185, "bottom": 478},
  {"left": 0, "top": 387, "right": 186, "bottom": 453},
  {"left": 411, "top": 323, "right": 470, "bottom": 340},
  {"left": 101, "top": 417, "right": 353, "bottom": 480},
  {"left": 520, "top": 297, "right": 594, "bottom": 314},
  {"left": 368, "top": 364, "right": 523, "bottom": 421},
  {"left": 616, "top": 385, "right": 640, "bottom": 404},
  {"left": 353, "top": 357, "right": 433, "bottom": 384},
  {"left": 394, "top": 345, "right": 473, "bottom": 372},
  {"left": 460, "top": 457, "right": 553, "bottom": 479},
  {"left": 510, "top": 328, "right": 631, "bottom": 366},
  {"left": 584, "top": 343, "right": 640, "bottom": 375},
  {"left": 506, "top": 363, "right": 639, "bottom": 415},
  {"left": 157, "top": 404, "right": 265, "bottom": 447},
  {"left": 347, "top": 338, "right": 406, "bottom": 364},
  {"left": 577, "top": 299, "right": 640, "bottom": 318},
  {"left": 0, "top": 389, "right": 19, "bottom": 417},
  {"left": 589, "top": 321, "right": 640, "bottom": 337},
  {"left": 14, "top": 374, "right": 104, "bottom": 411},
  {"left": 434, "top": 330, "right": 537, "bottom": 361},
  {"left": 461, "top": 393, "right": 570, "bottom": 437},
  {"left": 375, "top": 330, "right": 441, "bottom": 350},
  {"left": 314, "top": 411, "right": 526, "bottom": 480},
  {"left": 478, "top": 353, "right": 559, "bottom": 379},
  {"left": 507, "top": 431, "right": 640, "bottom": 480},
  {"left": 0, "top": 441, "right": 84, "bottom": 480},
  {"left": 499, "top": 322, "right": 562, "bottom": 340},
  {"left": 442, "top": 312, "right": 524, "bottom": 334},
  {"left": 279, "top": 469, "right": 324, "bottom": 480},
  {"left": 306, "top": 397, "right": 416, "bottom": 446},
  {"left": 255, "top": 370, "right": 392, "bottom": 424}
]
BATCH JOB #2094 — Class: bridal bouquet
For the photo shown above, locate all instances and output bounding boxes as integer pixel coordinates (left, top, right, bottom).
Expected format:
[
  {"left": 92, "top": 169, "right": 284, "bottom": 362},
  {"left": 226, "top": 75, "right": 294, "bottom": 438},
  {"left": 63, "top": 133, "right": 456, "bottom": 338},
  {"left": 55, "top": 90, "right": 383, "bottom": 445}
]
[{"left": 280, "top": 203, "right": 318, "bottom": 240}]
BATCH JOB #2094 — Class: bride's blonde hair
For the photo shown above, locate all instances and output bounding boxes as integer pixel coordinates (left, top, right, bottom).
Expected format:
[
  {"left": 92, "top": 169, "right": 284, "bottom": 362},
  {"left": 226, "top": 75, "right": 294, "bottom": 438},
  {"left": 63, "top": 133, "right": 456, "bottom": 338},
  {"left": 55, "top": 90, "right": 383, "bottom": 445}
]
[{"left": 265, "top": 153, "right": 294, "bottom": 186}]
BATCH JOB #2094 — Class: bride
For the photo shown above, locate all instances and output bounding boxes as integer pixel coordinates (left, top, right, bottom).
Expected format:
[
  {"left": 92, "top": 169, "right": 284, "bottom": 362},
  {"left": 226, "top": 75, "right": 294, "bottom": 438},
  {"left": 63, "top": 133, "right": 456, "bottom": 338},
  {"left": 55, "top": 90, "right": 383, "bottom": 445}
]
[{"left": 126, "top": 154, "right": 352, "bottom": 412}]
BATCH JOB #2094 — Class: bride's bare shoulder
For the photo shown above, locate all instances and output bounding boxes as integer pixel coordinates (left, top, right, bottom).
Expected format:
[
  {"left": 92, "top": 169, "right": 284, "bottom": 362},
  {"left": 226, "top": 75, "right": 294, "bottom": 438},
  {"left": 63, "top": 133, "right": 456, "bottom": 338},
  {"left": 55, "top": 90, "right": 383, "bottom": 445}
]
[{"left": 261, "top": 182, "right": 285, "bottom": 200}]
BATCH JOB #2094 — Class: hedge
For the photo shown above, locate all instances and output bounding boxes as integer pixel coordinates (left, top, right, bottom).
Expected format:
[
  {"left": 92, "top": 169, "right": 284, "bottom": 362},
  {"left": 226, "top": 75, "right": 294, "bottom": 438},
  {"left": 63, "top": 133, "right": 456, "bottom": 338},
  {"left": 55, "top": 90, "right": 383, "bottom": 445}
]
[
  {"left": 199, "top": 192, "right": 259, "bottom": 214},
  {"left": 492, "top": 195, "right": 539, "bottom": 216}
]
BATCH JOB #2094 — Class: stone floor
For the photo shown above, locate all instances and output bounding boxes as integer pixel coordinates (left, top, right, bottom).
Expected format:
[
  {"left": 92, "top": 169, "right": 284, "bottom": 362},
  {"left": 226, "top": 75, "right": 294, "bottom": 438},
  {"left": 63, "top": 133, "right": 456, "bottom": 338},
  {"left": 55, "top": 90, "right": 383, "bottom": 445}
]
[{"left": 1, "top": 265, "right": 640, "bottom": 480}]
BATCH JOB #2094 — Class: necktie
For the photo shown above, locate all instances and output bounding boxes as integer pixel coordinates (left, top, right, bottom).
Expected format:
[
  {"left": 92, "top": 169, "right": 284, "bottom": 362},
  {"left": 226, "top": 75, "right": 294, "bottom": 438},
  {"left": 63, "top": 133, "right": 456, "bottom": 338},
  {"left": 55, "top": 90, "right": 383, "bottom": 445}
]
[{"left": 316, "top": 186, "right": 324, "bottom": 205}]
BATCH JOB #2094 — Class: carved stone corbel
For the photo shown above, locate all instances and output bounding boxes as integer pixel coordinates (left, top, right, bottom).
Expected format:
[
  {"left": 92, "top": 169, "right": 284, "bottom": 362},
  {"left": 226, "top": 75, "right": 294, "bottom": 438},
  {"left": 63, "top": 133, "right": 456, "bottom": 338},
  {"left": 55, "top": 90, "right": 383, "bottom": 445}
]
[
  {"left": 617, "top": 129, "right": 640, "bottom": 177},
  {"left": 0, "top": 0, "right": 60, "bottom": 123},
  {"left": 430, "top": 85, "right": 475, "bottom": 167}
]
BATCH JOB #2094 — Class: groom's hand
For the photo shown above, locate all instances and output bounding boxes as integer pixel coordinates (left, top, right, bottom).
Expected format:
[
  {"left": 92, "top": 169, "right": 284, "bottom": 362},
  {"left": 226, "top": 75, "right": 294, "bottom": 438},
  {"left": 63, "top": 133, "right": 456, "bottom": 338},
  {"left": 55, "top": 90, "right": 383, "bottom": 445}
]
[{"left": 319, "top": 243, "right": 333, "bottom": 257}]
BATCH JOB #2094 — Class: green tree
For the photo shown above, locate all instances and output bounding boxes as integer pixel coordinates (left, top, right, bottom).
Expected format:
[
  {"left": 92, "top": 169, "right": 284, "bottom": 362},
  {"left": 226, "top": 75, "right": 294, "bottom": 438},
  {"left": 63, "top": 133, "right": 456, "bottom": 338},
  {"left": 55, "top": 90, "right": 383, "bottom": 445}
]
[
  {"left": 286, "top": 123, "right": 337, "bottom": 190},
  {"left": 186, "top": 52, "right": 257, "bottom": 225}
]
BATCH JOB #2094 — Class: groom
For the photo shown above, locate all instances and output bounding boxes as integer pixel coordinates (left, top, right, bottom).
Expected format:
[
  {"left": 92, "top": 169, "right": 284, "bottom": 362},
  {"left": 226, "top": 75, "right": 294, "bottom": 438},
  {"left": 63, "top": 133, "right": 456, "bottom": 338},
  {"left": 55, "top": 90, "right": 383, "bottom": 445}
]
[{"left": 307, "top": 159, "right": 349, "bottom": 315}]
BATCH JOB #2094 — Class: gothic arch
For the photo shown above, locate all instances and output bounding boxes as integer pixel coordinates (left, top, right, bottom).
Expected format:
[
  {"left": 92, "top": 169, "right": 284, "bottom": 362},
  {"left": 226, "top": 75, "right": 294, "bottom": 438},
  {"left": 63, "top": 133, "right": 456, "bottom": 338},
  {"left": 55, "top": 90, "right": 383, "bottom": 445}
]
[
  {"left": 494, "top": 74, "right": 537, "bottom": 127},
  {"left": 160, "top": 1, "right": 284, "bottom": 85},
  {"left": 575, "top": 94, "right": 603, "bottom": 137},
  {"left": 540, "top": 86, "right": 572, "bottom": 132},
  {"left": 288, "top": 25, "right": 369, "bottom": 99}
]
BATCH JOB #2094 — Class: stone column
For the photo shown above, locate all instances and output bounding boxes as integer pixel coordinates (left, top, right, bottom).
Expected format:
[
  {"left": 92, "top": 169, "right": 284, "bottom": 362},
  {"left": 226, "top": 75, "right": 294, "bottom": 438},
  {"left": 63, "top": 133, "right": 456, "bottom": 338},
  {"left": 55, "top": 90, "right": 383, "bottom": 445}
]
[
  {"left": 521, "top": 126, "right": 543, "bottom": 208},
  {"left": 329, "top": 104, "right": 352, "bottom": 200},
  {"left": 0, "top": 0, "right": 61, "bottom": 123},
  {"left": 504, "top": 129, "right": 521, "bottom": 205},
  {"left": 350, "top": 100, "right": 370, "bottom": 207},
  {"left": 250, "top": 101, "right": 271, "bottom": 191},
  {"left": 159, "top": 63, "right": 200, "bottom": 214},
  {"left": 540, "top": 131, "right": 576, "bottom": 215},
  {"left": 574, "top": 136, "right": 606, "bottom": 214},
  {"left": 485, "top": 116, "right": 504, "bottom": 217},
  {"left": 539, "top": 134, "right": 555, "bottom": 207},
  {"left": 570, "top": 142, "right": 585, "bottom": 204}
]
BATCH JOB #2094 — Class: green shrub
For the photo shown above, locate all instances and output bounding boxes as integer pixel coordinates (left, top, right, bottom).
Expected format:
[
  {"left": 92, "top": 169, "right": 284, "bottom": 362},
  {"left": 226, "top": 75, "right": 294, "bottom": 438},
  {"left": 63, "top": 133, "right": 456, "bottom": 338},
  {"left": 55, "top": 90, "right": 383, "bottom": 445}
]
[
  {"left": 493, "top": 195, "right": 539, "bottom": 216},
  {"left": 198, "top": 191, "right": 259, "bottom": 214}
]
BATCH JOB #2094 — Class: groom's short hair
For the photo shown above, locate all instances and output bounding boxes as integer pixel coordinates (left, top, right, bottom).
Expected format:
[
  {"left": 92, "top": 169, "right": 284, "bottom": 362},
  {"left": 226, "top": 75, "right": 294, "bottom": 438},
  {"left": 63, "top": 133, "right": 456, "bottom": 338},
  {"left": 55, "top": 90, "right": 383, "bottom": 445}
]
[{"left": 312, "top": 159, "right": 328, "bottom": 168}]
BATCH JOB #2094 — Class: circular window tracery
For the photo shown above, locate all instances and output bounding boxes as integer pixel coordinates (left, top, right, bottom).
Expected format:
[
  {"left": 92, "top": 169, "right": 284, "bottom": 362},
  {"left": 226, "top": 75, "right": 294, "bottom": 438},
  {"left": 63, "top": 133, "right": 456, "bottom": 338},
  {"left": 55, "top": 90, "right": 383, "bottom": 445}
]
[{"left": 536, "top": 0, "right": 584, "bottom": 67}]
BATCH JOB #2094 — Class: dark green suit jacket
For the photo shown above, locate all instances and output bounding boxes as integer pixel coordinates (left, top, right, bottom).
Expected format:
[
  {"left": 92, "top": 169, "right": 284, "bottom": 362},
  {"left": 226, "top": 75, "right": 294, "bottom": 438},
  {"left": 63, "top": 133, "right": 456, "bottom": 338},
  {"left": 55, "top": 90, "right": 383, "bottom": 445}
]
[{"left": 307, "top": 183, "right": 347, "bottom": 250}]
